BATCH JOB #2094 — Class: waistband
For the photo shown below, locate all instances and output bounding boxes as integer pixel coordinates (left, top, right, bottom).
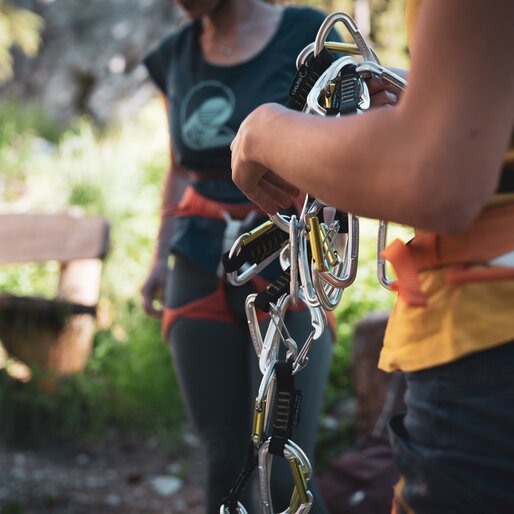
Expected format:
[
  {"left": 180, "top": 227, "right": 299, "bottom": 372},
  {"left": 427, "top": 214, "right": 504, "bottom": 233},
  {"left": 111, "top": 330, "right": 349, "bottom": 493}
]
[
  {"left": 163, "top": 185, "right": 263, "bottom": 221},
  {"left": 382, "top": 201, "right": 514, "bottom": 306}
]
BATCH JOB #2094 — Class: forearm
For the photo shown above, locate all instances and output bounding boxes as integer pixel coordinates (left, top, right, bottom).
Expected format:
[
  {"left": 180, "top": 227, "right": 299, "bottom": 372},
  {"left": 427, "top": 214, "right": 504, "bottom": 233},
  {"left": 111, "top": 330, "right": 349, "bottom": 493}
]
[
  {"left": 233, "top": 0, "right": 514, "bottom": 233},
  {"left": 154, "top": 165, "right": 189, "bottom": 261}
]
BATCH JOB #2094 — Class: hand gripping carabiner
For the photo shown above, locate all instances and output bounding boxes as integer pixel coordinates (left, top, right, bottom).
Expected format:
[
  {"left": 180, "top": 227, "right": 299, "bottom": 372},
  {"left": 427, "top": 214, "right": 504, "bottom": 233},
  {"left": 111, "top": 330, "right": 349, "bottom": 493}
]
[{"left": 258, "top": 438, "right": 313, "bottom": 514}]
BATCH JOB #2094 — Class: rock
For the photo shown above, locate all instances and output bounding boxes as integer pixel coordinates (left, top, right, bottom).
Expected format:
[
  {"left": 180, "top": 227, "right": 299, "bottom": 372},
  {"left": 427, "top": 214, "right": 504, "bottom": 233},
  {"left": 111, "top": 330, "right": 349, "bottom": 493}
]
[
  {"left": 149, "top": 475, "right": 182, "bottom": 497},
  {"left": 1, "top": 0, "right": 184, "bottom": 125},
  {"left": 351, "top": 311, "right": 405, "bottom": 437},
  {"left": 105, "top": 493, "right": 121, "bottom": 506},
  {"left": 13, "top": 453, "right": 26, "bottom": 466},
  {"left": 76, "top": 453, "right": 90, "bottom": 466}
]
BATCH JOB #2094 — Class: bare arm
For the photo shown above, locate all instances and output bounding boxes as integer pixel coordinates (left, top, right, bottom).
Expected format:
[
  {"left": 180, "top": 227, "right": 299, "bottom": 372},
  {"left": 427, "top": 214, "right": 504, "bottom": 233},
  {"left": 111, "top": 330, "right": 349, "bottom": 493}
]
[
  {"left": 231, "top": 0, "right": 514, "bottom": 233},
  {"left": 141, "top": 96, "right": 189, "bottom": 318}
]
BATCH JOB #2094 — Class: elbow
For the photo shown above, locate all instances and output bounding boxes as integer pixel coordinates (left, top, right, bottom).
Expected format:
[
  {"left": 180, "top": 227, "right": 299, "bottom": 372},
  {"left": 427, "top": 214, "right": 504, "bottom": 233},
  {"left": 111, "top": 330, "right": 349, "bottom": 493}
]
[
  {"left": 419, "top": 201, "right": 482, "bottom": 234},
  {"left": 407, "top": 161, "right": 495, "bottom": 234}
]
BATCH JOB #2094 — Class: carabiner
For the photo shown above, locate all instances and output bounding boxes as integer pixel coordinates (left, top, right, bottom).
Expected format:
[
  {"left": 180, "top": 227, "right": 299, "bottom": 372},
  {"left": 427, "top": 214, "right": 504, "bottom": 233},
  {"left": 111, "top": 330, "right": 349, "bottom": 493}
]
[
  {"left": 258, "top": 439, "right": 313, "bottom": 514},
  {"left": 305, "top": 56, "right": 370, "bottom": 116},
  {"left": 219, "top": 502, "right": 248, "bottom": 514},
  {"left": 313, "top": 12, "right": 379, "bottom": 64},
  {"left": 317, "top": 213, "right": 359, "bottom": 289},
  {"left": 259, "top": 294, "right": 293, "bottom": 374},
  {"left": 289, "top": 215, "right": 299, "bottom": 306},
  {"left": 245, "top": 293, "right": 264, "bottom": 356},
  {"left": 253, "top": 360, "right": 277, "bottom": 447},
  {"left": 356, "top": 61, "right": 407, "bottom": 91},
  {"left": 226, "top": 221, "right": 288, "bottom": 286},
  {"left": 377, "top": 219, "right": 396, "bottom": 290}
]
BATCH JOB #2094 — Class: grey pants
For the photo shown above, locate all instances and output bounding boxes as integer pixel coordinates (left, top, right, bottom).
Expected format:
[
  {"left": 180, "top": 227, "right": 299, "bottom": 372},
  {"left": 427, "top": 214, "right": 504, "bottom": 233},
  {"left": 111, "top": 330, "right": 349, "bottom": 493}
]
[{"left": 164, "top": 254, "right": 333, "bottom": 514}]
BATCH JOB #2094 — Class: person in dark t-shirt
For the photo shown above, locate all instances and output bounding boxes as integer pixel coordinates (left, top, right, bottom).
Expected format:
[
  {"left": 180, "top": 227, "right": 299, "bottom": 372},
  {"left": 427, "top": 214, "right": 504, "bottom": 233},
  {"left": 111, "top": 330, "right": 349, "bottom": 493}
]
[{"left": 141, "top": 1, "right": 340, "bottom": 513}]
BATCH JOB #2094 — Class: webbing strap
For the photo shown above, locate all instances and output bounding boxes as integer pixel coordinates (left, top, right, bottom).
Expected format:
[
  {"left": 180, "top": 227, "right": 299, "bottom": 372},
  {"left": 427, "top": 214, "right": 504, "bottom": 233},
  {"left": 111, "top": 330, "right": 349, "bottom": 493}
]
[
  {"left": 287, "top": 48, "right": 335, "bottom": 112},
  {"left": 221, "top": 225, "right": 288, "bottom": 273},
  {"left": 254, "top": 268, "right": 291, "bottom": 312},
  {"left": 326, "top": 63, "right": 360, "bottom": 116},
  {"left": 220, "top": 441, "right": 258, "bottom": 514},
  {"left": 269, "top": 360, "right": 299, "bottom": 456}
]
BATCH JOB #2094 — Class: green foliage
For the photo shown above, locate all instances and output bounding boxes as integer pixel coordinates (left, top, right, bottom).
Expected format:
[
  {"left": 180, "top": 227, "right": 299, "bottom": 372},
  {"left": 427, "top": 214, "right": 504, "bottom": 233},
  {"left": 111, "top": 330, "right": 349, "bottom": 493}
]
[
  {"left": 0, "top": 100, "right": 185, "bottom": 449},
  {"left": 0, "top": 0, "right": 43, "bottom": 83},
  {"left": 0, "top": 501, "right": 26, "bottom": 514}
]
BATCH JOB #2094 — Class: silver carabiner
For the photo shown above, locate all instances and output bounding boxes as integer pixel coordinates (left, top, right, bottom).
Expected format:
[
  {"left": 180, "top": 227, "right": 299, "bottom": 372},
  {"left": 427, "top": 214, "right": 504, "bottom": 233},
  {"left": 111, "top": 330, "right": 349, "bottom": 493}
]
[
  {"left": 219, "top": 502, "right": 248, "bottom": 514},
  {"left": 258, "top": 439, "right": 313, "bottom": 514},
  {"left": 356, "top": 61, "right": 407, "bottom": 90},
  {"left": 289, "top": 215, "right": 300, "bottom": 306},
  {"left": 245, "top": 293, "right": 264, "bottom": 356},
  {"left": 305, "top": 55, "right": 371, "bottom": 117},
  {"left": 377, "top": 219, "right": 396, "bottom": 290},
  {"left": 259, "top": 294, "right": 291, "bottom": 374},
  {"left": 317, "top": 213, "right": 359, "bottom": 289},
  {"left": 313, "top": 12, "right": 379, "bottom": 64}
]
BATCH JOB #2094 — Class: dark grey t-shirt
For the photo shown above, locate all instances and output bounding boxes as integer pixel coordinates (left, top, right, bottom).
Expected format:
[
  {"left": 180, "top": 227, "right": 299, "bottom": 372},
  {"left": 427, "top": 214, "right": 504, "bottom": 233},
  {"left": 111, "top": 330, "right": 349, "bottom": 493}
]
[
  {"left": 144, "top": 6, "right": 340, "bottom": 176},
  {"left": 144, "top": 6, "right": 340, "bottom": 274}
]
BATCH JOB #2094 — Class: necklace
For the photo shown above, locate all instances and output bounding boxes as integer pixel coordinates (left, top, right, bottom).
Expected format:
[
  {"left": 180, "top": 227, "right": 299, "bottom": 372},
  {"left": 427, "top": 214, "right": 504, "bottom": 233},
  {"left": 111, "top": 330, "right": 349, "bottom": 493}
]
[{"left": 220, "top": 45, "right": 235, "bottom": 56}]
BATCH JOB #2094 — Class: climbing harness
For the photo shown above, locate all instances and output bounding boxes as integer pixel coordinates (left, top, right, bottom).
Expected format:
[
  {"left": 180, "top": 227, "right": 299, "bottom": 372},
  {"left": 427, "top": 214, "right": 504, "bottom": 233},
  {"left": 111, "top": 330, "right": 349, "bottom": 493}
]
[{"left": 220, "top": 11, "right": 409, "bottom": 514}]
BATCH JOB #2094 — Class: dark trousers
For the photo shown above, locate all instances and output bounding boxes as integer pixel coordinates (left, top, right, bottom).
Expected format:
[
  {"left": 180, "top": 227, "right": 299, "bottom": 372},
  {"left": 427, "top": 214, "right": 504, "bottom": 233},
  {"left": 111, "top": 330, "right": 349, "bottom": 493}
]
[{"left": 390, "top": 341, "right": 514, "bottom": 514}]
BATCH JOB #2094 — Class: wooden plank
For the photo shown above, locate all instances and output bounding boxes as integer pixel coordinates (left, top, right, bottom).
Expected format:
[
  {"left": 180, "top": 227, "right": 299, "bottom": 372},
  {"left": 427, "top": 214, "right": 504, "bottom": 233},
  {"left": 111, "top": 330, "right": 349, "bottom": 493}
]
[{"left": 0, "top": 213, "right": 110, "bottom": 264}]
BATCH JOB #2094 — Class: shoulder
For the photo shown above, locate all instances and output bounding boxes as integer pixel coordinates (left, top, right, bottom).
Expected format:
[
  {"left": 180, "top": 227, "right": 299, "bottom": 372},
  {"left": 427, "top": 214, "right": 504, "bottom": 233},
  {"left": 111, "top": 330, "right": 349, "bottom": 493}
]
[
  {"left": 282, "top": 5, "right": 329, "bottom": 30},
  {"left": 279, "top": 5, "right": 340, "bottom": 44},
  {"left": 153, "top": 20, "right": 196, "bottom": 57}
]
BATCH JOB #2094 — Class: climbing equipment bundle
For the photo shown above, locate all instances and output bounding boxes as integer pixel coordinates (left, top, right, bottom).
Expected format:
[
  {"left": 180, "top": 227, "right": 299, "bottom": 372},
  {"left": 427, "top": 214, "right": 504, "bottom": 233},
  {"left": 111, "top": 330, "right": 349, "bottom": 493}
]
[{"left": 220, "top": 12, "right": 407, "bottom": 514}]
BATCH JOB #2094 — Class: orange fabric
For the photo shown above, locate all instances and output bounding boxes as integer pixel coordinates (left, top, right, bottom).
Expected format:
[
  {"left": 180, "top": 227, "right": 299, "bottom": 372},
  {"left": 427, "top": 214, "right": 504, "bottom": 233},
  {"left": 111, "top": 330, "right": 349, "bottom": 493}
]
[
  {"left": 162, "top": 278, "right": 336, "bottom": 342},
  {"left": 382, "top": 202, "right": 514, "bottom": 306},
  {"left": 162, "top": 185, "right": 263, "bottom": 221},
  {"left": 381, "top": 239, "right": 427, "bottom": 307},
  {"left": 161, "top": 281, "right": 237, "bottom": 338}
]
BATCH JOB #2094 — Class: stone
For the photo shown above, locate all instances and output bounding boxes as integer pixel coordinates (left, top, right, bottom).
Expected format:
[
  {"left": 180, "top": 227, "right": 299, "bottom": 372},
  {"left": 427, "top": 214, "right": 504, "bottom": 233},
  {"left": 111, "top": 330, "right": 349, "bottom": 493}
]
[
  {"left": 149, "top": 475, "right": 182, "bottom": 497},
  {"left": 351, "top": 311, "right": 405, "bottom": 437}
]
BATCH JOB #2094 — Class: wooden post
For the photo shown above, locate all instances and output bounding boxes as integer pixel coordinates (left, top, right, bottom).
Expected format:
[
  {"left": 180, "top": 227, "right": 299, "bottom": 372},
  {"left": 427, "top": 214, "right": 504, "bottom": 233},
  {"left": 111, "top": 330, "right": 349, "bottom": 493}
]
[{"left": 0, "top": 213, "right": 110, "bottom": 376}]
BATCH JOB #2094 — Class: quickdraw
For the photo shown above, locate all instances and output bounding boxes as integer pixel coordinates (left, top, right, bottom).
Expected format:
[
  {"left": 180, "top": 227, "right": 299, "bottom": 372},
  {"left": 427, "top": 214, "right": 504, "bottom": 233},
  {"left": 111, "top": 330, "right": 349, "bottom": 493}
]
[{"left": 219, "top": 11, "right": 408, "bottom": 514}]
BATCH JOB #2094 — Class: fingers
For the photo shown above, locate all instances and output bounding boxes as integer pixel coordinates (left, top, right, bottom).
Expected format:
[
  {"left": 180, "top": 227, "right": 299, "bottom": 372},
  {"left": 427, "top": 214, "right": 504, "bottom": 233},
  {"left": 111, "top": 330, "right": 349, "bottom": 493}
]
[
  {"left": 370, "top": 89, "right": 398, "bottom": 108},
  {"left": 264, "top": 172, "right": 300, "bottom": 197},
  {"left": 140, "top": 281, "right": 164, "bottom": 319},
  {"left": 260, "top": 176, "right": 297, "bottom": 209},
  {"left": 367, "top": 76, "right": 402, "bottom": 108}
]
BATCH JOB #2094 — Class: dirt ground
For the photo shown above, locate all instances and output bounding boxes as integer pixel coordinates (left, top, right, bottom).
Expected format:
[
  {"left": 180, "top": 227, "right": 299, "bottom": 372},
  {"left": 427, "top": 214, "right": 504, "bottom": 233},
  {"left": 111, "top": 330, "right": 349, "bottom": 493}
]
[{"left": 0, "top": 431, "right": 206, "bottom": 514}]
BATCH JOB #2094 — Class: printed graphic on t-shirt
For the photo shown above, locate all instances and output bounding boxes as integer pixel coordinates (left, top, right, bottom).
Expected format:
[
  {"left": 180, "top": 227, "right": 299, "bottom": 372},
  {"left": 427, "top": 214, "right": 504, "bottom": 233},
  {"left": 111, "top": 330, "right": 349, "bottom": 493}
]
[{"left": 181, "top": 80, "right": 236, "bottom": 150}]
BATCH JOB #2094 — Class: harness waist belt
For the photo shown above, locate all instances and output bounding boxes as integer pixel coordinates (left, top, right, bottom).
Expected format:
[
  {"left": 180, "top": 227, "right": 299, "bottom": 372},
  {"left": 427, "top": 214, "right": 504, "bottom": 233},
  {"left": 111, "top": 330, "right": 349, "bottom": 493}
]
[
  {"left": 382, "top": 202, "right": 514, "bottom": 306},
  {"left": 163, "top": 185, "right": 263, "bottom": 220}
]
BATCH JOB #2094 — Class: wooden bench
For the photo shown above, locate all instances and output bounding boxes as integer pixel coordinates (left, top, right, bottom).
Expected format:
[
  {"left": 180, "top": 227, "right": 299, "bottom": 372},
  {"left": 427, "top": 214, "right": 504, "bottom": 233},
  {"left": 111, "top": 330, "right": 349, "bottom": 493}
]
[{"left": 0, "top": 213, "right": 110, "bottom": 375}]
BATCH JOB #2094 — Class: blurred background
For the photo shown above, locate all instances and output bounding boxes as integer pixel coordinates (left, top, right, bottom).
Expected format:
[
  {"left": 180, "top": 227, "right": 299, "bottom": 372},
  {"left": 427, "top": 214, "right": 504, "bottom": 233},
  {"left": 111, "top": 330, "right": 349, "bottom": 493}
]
[{"left": 0, "top": 1, "right": 409, "bottom": 512}]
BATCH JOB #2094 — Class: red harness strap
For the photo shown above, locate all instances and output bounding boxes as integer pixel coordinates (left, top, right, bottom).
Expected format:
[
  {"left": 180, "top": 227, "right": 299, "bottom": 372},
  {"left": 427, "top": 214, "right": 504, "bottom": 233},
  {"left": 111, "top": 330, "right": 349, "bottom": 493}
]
[
  {"left": 163, "top": 185, "right": 263, "bottom": 220},
  {"left": 162, "top": 274, "right": 335, "bottom": 340},
  {"left": 161, "top": 186, "right": 335, "bottom": 338},
  {"left": 382, "top": 202, "right": 514, "bottom": 306}
]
